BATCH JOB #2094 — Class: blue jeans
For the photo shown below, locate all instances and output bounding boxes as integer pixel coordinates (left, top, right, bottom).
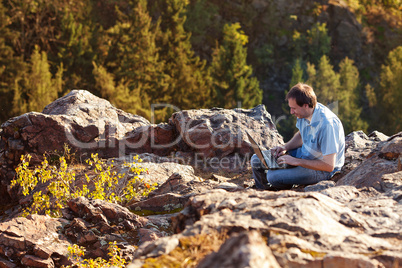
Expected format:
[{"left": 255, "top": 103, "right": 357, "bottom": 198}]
[{"left": 250, "top": 148, "right": 332, "bottom": 190}]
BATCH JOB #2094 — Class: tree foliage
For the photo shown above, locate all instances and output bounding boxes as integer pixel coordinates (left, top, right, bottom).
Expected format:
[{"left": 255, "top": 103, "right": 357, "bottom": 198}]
[
  {"left": 209, "top": 23, "right": 262, "bottom": 109},
  {"left": 292, "top": 22, "right": 331, "bottom": 65},
  {"left": 0, "top": 1, "right": 23, "bottom": 119},
  {"left": 0, "top": 0, "right": 399, "bottom": 136},
  {"left": 155, "top": 0, "right": 212, "bottom": 111},
  {"left": 307, "top": 55, "right": 340, "bottom": 105},
  {"left": 379, "top": 46, "right": 402, "bottom": 134},
  {"left": 303, "top": 56, "right": 367, "bottom": 134},
  {"left": 338, "top": 57, "right": 368, "bottom": 133},
  {"left": 12, "top": 46, "right": 63, "bottom": 115}
]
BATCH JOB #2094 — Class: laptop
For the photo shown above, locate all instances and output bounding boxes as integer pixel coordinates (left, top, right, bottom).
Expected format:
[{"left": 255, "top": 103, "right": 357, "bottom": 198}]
[{"left": 246, "top": 130, "right": 290, "bottom": 170}]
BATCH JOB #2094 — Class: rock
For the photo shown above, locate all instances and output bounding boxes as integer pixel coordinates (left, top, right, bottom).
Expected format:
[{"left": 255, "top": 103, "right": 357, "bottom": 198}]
[
  {"left": 147, "top": 172, "right": 201, "bottom": 197},
  {"left": 336, "top": 130, "right": 385, "bottom": 181},
  {"left": 63, "top": 218, "right": 98, "bottom": 245},
  {"left": 319, "top": 185, "right": 362, "bottom": 203},
  {"left": 166, "top": 189, "right": 402, "bottom": 267},
  {"left": 124, "top": 123, "right": 179, "bottom": 156},
  {"left": 197, "top": 230, "right": 281, "bottom": 268},
  {"left": 368, "top": 131, "right": 389, "bottom": 142},
  {"left": 21, "top": 255, "right": 54, "bottom": 268},
  {"left": 379, "top": 135, "right": 402, "bottom": 160},
  {"left": 322, "top": 253, "right": 385, "bottom": 268},
  {"left": 380, "top": 171, "right": 402, "bottom": 193},
  {"left": 0, "top": 257, "right": 16, "bottom": 268},
  {"left": 345, "top": 130, "right": 375, "bottom": 149},
  {"left": 337, "top": 134, "right": 401, "bottom": 190},
  {"left": 0, "top": 90, "right": 152, "bottom": 203},
  {"left": 63, "top": 196, "right": 176, "bottom": 260},
  {"left": 2, "top": 88, "right": 402, "bottom": 268},
  {"left": 170, "top": 105, "right": 284, "bottom": 171},
  {"left": 133, "top": 234, "right": 181, "bottom": 259},
  {"left": 130, "top": 170, "right": 238, "bottom": 214},
  {"left": 130, "top": 193, "right": 188, "bottom": 215},
  {"left": 0, "top": 214, "right": 71, "bottom": 267},
  {"left": 138, "top": 227, "right": 166, "bottom": 244},
  {"left": 1, "top": 92, "right": 282, "bottom": 203},
  {"left": 304, "top": 180, "right": 335, "bottom": 192},
  {"left": 67, "top": 196, "right": 146, "bottom": 229},
  {"left": 3, "top": 90, "right": 150, "bottom": 159}
]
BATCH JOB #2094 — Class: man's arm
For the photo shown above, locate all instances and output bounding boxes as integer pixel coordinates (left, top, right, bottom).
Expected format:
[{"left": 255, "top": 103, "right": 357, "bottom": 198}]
[
  {"left": 278, "top": 153, "right": 336, "bottom": 172},
  {"left": 284, "top": 131, "right": 303, "bottom": 151},
  {"left": 272, "top": 131, "right": 303, "bottom": 157}
]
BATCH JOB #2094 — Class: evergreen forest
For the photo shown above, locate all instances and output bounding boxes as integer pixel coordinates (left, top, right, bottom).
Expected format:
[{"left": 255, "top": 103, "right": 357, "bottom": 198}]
[{"left": 0, "top": 0, "right": 401, "bottom": 140}]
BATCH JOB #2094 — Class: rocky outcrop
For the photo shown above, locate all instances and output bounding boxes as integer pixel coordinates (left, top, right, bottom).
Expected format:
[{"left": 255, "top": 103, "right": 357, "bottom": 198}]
[
  {"left": 130, "top": 187, "right": 401, "bottom": 267},
  {"left": 125, "top": 132, "right": 402, "bottom": 268},
  {"left": 0, "top": 90, "right": 282, "bottom": 204}
]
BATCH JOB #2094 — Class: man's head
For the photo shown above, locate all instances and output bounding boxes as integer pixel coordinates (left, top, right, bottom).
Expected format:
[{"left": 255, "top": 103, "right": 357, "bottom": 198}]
[{"left": 286, "top": 83, "right": 317, "bottom": 119}]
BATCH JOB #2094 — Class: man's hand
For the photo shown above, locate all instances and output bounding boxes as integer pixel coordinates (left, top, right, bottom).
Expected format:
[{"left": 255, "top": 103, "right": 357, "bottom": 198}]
[
  {"left": 277, "top": 155, "right": 299, "bottom": 166},
  {"left": 278, "top": 153, "right": 336, "bottom": 172},
  {"left": 271, "top": 145, "right": 287, "bottom": 159}
]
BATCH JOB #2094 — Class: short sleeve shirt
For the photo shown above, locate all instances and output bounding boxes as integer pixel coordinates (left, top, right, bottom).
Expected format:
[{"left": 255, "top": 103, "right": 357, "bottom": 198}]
[{"left": 296, "top": 102, "right": 345, "bottom": 172}]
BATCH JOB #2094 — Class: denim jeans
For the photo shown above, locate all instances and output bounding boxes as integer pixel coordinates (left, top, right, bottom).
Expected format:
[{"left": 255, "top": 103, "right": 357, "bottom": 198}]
[{"left": 250, "top": 148, "right": 332, "bottom": 190}]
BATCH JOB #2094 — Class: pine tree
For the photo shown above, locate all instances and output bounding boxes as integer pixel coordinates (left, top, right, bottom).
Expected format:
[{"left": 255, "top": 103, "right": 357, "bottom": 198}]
[
  {"left": 292, "top": 22, "right": 331, "bottom": 65},
  {"left": 157, "top": 0, "right": 212, "bottom": 111},
  {"left": 0, "top": 1, "right": 24, "bottom": 121},
  {"left": 338, "top": 57, "right": 367, "bottom": 134},
  {"left": 306, "top": 23, "right": 331, "bottom": 65},
  {"left": 290, "top": 58, "right": 304, "bottom": 87},
  {"left": 95, "top": 0, "right": 169, "bottom": 120},
  {"left": 307, "top": 55, "right": 340, "bottom": 106},
  {"left": 15, "top": 46, "right": 63, "bottom": 114},
  {"left": 379, "top": 46, "right": 402, "bottom": 134},
  {"left": 277, "top": 59, "right": 304, "bottom": 141},
  {"left": 209, "top": 23, "right": 262, "bottom": 109},
  {"left": 12, "top": 77, "right": 28, "bottom": 116},
  {"left": 92, "top": 62, "right": 149, "bottom": 117},
  {"left": 54, "top": 4, "right": 96, "bottom": 93}
]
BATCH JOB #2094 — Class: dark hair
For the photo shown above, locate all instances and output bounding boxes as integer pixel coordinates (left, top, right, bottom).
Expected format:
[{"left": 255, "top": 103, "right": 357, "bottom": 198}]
[{"left": 286, "top": 83, "right": 317, "bottom": 108}]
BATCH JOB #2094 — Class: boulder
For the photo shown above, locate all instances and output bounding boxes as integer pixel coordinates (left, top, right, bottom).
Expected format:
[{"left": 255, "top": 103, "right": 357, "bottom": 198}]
[
  {"left": 0, "top": 214, "right": 72, "bottom": 267},
  {"left": 2, "top": 90, "right": 150, "bottom": 161},
  {"left": 170, "top": 105, "right": 284, "bottom": 171},
  {"left": 0, "top": 91, "right": 284, "bottom": 204},
  {"left": 336, "top": 130, "right": 389, "bottom": 181},
  {"left": 337, "top": 132, "right": 401, "bottom": 190},
  {"left": 0, "top": 90, "right": 152, "bottom": 203}
]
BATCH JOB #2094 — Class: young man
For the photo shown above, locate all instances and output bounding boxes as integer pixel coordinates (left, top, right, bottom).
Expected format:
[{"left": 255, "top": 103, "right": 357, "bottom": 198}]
[{"left": 251, "top": 83, "right": 345, "bottom": 190}]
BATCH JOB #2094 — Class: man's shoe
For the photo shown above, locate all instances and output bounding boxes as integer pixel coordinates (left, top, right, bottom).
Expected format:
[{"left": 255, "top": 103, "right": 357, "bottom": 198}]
[{"left": 263, "top": 183, "right": 279, "bottom": 191}]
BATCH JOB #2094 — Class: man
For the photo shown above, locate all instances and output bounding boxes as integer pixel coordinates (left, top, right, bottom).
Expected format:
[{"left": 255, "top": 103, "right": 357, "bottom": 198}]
[{"left": 251, "top": 83, "right": 345, "bottom": 190}]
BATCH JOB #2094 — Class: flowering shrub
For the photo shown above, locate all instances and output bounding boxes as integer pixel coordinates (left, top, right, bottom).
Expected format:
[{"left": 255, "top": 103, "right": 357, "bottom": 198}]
[
  {"left": 65, "top": 242, "right": 126, "bottom": 268},
  {"left": 11, "top": 152, "right": 157, "bottom": 217}
]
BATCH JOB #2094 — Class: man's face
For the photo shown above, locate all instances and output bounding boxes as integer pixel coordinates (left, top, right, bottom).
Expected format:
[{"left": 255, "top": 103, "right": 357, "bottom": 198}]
[{"left": 288, "top": 98, "right": 310, "bottom": 119}]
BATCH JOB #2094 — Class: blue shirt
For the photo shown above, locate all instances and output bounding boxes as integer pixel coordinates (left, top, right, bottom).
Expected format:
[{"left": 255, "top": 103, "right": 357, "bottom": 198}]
[{"left": 296, "top": 102, "right": 345, "bottom": 173}]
